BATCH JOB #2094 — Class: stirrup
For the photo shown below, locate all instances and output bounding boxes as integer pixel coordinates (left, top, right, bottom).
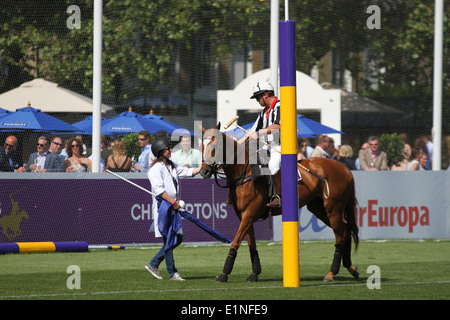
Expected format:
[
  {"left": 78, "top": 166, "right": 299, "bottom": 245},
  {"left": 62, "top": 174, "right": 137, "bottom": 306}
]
[{"left": 266, "top": 194, "right": 281, "bottom": 208}]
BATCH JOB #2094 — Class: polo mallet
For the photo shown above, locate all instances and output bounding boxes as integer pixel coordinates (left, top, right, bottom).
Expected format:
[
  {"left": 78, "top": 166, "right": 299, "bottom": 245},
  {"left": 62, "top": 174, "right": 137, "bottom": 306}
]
[
  {"left": 106, "top": 169, "right": 186, "bottom": 208},
  {"left": 224, "top": 116, "right": 274, "bottom": 150},
  {"left": 106, "top": 169, "right": 155, "bottom": 195},
  {"left": 105, "top": 169, "right": 230, "bottom": 243},
  {"left": 224, "top": 116, "right": 330, "bottom": 198}
]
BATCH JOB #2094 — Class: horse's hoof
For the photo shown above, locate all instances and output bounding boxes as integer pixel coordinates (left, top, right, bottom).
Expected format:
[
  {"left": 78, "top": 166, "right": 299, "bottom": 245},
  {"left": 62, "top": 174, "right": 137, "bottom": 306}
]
[
  {"left": 217, "top": 273, "right": 228, "bottom": 282},
  {"left": 348, "top": 266, "right": 359, "bottom": 280},
  {"left": 246, "top": 273, "right": 258, "bottom": 282},
  {"left": 323, "top": 272, "right": 334, "bottom": 282}
]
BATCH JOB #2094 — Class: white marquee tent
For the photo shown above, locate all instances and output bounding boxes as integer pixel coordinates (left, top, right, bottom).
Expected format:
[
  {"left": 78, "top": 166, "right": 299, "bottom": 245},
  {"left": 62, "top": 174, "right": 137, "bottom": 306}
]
[{"left": 0, "top": 78, "right": 113, "bottom": 113}]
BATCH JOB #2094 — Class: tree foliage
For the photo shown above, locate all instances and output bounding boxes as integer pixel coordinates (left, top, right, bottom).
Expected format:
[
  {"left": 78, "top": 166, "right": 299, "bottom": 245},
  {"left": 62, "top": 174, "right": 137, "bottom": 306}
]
[
  {"left": 1, "top": 0, "right": 449, "bottom": 113},
  {"left": 291, "top": 0, "right": 368, "bottom": 82},
  {"left": 122, "top": 132, "right": 141, "bottom": 160},
  {"left": 380, "top": 133, "right": 406, "bottom": 167},
  {"left": 362, "top": 0, "right": 449, "bottom": 116},
  {"left": 0, "top": 0, "right": 267, "bottom": 103}
]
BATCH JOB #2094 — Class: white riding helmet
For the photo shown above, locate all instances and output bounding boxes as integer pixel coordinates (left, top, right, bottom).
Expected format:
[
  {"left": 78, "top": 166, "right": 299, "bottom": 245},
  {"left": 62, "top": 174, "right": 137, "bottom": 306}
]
[{"left": 250, "top": 81, "right": 274, "bottom": 99}]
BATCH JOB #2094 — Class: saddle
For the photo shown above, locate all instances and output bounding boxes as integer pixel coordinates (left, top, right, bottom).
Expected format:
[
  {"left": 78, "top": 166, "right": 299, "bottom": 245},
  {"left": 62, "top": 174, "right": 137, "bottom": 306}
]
[
  {"left": 250, "top": 146, "right": 273, "bottom": 196},
  {"left": 250, "top": 162, "right": 273, "bottom": 196},
  {"left": 249, "top": 154, "right": 303, "bottom": 198}
]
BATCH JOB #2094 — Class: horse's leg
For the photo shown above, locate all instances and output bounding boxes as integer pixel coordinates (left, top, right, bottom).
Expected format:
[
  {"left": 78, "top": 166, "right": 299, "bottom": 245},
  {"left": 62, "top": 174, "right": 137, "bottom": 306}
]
[
  {"left": 245, "top": 224, "right": 261, "bottom": 282},
  {"left": 320, "top": 200, "right": 359, "bottom": 281},
  {"left": 343, "top": 231, "right": 359, "bottom": 280},
  {"left": 217, "top": 215, "right": 253, "bottom": 283},
  {"left": 323, "top": 212, "right": 346, "bottom": 282},
  {"left": 217, "top": 247, "right": 238, "bottom": 282},
  {"left": 305, "top": 199, "right": 342, "bottom": 281},
  {"left": 343, "top": 191, "right": 360, "bottom": 280}
]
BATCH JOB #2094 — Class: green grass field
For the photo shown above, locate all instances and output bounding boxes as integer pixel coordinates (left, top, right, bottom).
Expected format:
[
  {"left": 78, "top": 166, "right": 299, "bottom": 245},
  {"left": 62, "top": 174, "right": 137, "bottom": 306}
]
[{"left": 1, "top": 240, "right": 449, "bottom": 301}]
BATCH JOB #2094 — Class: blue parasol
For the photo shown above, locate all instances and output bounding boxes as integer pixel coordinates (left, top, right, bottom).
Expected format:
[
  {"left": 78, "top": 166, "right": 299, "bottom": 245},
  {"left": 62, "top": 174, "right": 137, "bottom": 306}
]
[
  {"left": 296, "top": 114, "right": 344, "bottom": 136},
  {"left": 143, "top": 112, "right": 196, "bottom": 136},
  {"left": 0, "top": 108, "right": 11, "bottom": 119},
  {"left": 71, "top": 115, "right": 111, "bottom": 134},
  {"left": 0, "top": 105, "right": 80, "bottom": 132},
  {"left": 101, "top": 110, "right": 177, "bottom": 135}
]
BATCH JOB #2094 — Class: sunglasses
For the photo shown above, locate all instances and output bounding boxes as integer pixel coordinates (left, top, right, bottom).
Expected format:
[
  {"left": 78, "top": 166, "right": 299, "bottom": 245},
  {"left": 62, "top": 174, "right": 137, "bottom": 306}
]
[
  {"left": 4, "top": 143, "right": 14, "bottom": 148},
  {"left": 71, "top": 144, "right": 80, "bottom": 148},
  {"left": 52, "top": 141, "right": 63, "bottom": 146},
  {"left": 37, "top": 143, "right": 46, "bottom": 147}
]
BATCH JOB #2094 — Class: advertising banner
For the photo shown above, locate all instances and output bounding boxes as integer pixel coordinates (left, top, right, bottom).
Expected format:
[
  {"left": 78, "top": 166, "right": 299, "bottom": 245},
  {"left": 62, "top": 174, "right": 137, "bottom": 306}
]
[
  {"left": 0, "top": 175, "right": 273, "bottom": 244},
  {"left": 274, "top": 171, "right": 450, "bottom": 240}
]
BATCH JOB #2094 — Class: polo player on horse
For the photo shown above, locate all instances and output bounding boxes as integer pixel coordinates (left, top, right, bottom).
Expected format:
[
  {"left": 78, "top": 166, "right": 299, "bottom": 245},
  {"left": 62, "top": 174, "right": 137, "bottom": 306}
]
[{"left": 237, "top": 81, "right": 282, "bottom": 208}]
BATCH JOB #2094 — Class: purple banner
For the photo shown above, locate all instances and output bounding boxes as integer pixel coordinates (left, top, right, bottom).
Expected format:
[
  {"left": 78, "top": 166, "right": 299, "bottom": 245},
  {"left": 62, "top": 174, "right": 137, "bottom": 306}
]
[{"left": 0, "top": 177, "right": 272, "bottom": 245}]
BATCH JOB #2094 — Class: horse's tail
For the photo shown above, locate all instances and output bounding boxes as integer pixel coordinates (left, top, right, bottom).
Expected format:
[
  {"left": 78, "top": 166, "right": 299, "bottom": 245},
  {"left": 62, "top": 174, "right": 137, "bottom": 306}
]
[{"left": 345, "top": 179, "right": 359, "bottom": 251}]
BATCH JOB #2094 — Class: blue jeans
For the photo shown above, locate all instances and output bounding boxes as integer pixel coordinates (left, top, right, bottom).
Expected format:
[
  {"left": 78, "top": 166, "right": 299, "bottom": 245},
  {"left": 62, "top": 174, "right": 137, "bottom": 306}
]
[{"left": 150, "top": 234, "right": 183, "bottom": 277}]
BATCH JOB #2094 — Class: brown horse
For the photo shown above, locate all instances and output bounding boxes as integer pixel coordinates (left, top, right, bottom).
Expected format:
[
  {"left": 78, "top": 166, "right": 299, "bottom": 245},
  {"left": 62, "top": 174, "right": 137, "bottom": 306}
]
[{"left": 200, "top": 124, "right": 359, "bottom": 282}]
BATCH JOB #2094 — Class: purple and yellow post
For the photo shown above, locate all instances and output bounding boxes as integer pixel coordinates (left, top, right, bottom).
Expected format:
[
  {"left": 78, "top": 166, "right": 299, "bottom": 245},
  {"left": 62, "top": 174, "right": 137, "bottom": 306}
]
[{"left": 279, "top": 19, "right": 300, "bottom": 287}]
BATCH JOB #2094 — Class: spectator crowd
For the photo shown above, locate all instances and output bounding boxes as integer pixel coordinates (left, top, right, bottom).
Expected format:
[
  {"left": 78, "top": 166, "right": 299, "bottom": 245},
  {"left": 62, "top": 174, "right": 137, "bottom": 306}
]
[
  {"left": 0, "top": 131, "right": 443, "bottom": 173},
  {"left": 297, "top": 134, "right": 434, "bottom": 172},
  {"left": 0, "top": 130, "right": 202, "bottom": 173}
]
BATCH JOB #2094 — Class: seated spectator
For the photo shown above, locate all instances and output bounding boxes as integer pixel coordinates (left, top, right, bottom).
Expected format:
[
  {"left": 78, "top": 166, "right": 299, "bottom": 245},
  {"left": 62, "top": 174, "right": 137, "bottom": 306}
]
[
  {"left": 88, "top": 154, "right": 105, "bottom": 172},
  {"left": 326, "top": 137, "right": 337, "bottom": 160},
  {"left": 407, "top": 147, "right": 423, "bottom": 171},
  {"left": 60, "top": 140, "right": 69, "bottom": 161},
  {"left": 0, "top": 135, "right": 26, "bottom": 172},
  {"left": 64, "top": 137, "right": 92, "bottom": 172},
  {"left": 133, "top": 130, "right": 152, "bottom": 172},
  {"left": 76, "top": 134, "right": 88, "bottom": 156},
  {"left": 419, "top": 153, "right": 428, "bottom": 170},
  {"left": 106, "top": 139, "right": 132, "bottom": 172},
  {"left": 26, "top": 136, "right": 64, "bottom": 172},
  {"left": 172, "top": 134, "right": 202, "bottom": 168},
  {"left": 297, "top": 138, "right": 308, "bottom": 161},
  {"left": 355, "top": 142, "right": 369, "bottom": 170},
  {"left": 49, "top": 137, "right": 65, "bottom": 172},
  {"left": 337, "top": 144, "right": 356, "bottom": 170},
  {"left": 358, "top": 136, "right": 388, "bottom": 171},
  {"left": 101, "top": 135, "right": 113, "bottom": 164},
  {"left": 310, "top": 135, "right": 330, "bottom": 158},
  {"left": 304, "top": 138, "right": 314, "bottom": 158},
  {"left": 414, "top": 136, "right": 432, "bottom": 170}
]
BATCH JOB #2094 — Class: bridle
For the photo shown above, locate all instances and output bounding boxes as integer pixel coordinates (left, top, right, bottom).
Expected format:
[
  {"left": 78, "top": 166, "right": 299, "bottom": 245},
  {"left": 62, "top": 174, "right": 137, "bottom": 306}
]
[{"left": 202, "top": 134, "right": 252, "bottom": 189}]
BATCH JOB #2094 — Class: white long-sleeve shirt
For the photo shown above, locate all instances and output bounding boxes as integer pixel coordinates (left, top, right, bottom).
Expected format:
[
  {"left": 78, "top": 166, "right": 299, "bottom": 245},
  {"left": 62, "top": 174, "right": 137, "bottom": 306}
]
[{"left": 148, "top": 160, "right": 194, "bottom": 237}]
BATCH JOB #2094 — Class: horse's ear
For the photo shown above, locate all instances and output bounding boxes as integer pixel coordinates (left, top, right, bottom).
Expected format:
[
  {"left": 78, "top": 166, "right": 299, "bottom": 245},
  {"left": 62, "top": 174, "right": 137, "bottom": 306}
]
[{"left": 215, "top": 122, "right": 221, "bottom": 130}]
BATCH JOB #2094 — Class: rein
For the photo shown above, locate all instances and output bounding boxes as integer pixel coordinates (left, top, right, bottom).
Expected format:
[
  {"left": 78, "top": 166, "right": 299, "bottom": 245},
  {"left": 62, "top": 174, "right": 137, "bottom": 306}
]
[
  {"left": 297, "top": 162, "right": 330, "bottom": 199},
  {"left": 212, "top": 160, "right": 253, "bottom": 189}
]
